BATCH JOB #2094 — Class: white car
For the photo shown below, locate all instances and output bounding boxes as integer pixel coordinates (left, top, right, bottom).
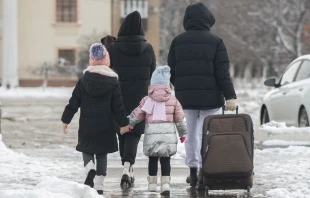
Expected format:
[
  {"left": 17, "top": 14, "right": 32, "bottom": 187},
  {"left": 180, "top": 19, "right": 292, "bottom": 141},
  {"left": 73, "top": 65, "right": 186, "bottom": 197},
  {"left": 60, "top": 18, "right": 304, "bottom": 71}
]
[{"left": 261, "top": 55, "right": 310, "bottom": 127}]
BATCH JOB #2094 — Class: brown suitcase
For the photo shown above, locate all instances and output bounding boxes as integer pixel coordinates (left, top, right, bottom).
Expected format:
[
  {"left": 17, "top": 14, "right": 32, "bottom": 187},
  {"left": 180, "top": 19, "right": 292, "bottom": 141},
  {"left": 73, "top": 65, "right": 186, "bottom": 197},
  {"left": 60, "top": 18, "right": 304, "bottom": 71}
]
[{"left": 200, "top": 106, "right": 254, "bottom": 195}]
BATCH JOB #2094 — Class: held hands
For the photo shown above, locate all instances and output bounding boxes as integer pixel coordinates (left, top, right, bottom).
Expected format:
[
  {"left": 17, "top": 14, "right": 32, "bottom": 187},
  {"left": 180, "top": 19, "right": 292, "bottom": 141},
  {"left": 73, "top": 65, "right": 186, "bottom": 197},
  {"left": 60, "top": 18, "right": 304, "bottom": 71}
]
[
  {"left": 62, "top": 123, "right": 68, "bottom": 134},
  {"left": 120, "top": 125, "right": 134, "bottom": 135},
  {"left": 225, "top": 99, "right": 237, "bottom": 111},
  {"left": 180, "top": 136, "right": 186, "bottom": 143}
]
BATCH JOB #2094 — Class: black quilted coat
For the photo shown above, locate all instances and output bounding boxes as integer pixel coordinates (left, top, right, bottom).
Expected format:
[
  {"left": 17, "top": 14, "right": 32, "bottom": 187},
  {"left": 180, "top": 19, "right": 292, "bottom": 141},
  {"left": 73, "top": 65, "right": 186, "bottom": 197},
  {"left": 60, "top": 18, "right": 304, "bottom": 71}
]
[{"left": 168, "top": 3, "right": 236, "bottom": 110}]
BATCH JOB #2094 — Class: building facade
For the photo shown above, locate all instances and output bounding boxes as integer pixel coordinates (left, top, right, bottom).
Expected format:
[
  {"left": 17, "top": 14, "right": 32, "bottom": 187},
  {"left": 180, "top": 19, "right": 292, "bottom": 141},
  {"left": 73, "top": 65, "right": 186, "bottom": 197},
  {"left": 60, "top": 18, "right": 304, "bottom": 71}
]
[
  {"left": 0, "top": 0, "right": 112, "bottom": 87},
  {"left": 111, "top": 0, "right": 160, "bottom": 58},
  {"left": 0, "top": 0, "right": 160, "bottom": 87}
]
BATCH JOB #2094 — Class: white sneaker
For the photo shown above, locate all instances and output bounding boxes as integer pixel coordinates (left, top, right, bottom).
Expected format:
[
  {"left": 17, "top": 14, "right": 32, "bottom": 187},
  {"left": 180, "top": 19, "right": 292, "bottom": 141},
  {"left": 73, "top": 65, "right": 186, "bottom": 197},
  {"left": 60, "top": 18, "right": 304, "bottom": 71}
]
[
  {"left": 129, "top": 165, "right": 135, "bottom": 183},
  {"left": 122, "top": 162, "right": 130, "bottom": 176},
  {"left": 120, "top": 162, "right": 132, "bottom": 188},
  {"left": 147, "top": 176, "right": 157, "bottom": 192},
  {"left": 94, "top": 175, "right": 104, "bottom": 195},
  {"left": 160, "top": 176, "right": 171, "bottom": 195}
]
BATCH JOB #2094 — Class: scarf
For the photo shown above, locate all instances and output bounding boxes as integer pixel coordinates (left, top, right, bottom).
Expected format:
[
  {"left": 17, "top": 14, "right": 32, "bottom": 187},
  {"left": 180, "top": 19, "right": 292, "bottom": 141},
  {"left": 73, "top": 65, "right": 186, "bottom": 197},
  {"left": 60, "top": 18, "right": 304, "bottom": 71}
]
[{"left": 141, "top": 97, "right": 167, "bottom": 121}]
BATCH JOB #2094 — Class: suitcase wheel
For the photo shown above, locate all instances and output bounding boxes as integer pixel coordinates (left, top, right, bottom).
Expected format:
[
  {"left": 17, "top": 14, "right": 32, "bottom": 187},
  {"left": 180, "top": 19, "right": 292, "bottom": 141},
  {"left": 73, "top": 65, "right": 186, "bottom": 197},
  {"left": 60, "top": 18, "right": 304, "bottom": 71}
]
[{"left": 247, "top": 186, "right": 251, "bottom": 193}]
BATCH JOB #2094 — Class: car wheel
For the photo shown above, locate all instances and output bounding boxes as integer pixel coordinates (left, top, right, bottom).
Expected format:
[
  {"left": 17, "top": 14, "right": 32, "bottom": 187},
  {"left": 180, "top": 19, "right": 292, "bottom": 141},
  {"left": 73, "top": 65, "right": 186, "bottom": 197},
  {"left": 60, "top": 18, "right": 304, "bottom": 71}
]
[
  {"left": 261, "top": 107, "right": 270, "bottom": 124},
  {"left": 299, "top": 108, "right": 309, "bottom": 127}
]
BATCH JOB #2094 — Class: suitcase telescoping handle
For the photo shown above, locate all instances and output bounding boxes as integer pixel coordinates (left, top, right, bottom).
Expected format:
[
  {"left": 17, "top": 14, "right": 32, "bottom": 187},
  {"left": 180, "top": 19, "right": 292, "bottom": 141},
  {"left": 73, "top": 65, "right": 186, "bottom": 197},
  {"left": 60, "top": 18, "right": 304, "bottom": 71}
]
[{"left": 222, "top": 105, "right": 239, "bottom": 115}]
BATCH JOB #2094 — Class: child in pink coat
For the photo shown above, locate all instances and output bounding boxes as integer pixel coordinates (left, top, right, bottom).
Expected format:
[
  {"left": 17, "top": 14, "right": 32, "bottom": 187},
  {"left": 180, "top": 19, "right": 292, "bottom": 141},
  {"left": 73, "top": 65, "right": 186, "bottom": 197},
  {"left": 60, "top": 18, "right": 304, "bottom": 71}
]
[{"left": 123, "top": 66, "right": 187, "bottom": 195}]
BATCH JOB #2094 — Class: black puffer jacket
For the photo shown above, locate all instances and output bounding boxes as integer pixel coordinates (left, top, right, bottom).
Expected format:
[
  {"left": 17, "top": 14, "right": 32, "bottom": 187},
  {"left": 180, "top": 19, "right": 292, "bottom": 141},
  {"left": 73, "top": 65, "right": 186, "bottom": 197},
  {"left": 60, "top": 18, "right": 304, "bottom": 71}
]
[
  {"left": 108, "top": 11, "right": 156, "bottom": 135},
  {"left": 168, "top": 3, "right": 236, "bottom": 110},
  {"left": 61, "top": 66, "right": 129, "bottom": 154}
]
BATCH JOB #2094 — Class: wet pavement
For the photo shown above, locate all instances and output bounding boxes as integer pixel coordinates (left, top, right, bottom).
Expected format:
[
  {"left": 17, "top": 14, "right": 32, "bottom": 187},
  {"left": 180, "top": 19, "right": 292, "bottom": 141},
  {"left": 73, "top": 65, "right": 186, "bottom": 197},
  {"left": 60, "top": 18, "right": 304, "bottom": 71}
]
[{"left": 1, "top": 98, "right": 309, "bottom": 198}]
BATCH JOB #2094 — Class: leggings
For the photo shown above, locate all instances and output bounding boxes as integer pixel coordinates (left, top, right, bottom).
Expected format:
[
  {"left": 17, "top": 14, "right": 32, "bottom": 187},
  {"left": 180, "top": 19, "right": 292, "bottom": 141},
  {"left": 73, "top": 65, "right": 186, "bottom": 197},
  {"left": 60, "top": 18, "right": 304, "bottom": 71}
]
[
  {"left": 148, "top": 157, "right": 171, "bottom": 176},
  {"left": 82, "top": 152, "right": 107, "bottom": 176}
]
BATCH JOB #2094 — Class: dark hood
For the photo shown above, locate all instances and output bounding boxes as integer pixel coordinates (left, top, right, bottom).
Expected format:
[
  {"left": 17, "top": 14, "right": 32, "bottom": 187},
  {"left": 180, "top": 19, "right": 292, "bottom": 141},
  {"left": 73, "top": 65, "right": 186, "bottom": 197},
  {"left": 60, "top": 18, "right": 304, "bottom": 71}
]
[
  {"left": 183, "top": 3, "right": 216, "bottom": 31},
  {"left": 81, "top": 67, "right": 118, "bottom": 97},
  {"left": 115, "top": 35, "right": 148, "bottom": 56},
  {"left": 118, "top": 11, "right": 144, "bottom": 37}
]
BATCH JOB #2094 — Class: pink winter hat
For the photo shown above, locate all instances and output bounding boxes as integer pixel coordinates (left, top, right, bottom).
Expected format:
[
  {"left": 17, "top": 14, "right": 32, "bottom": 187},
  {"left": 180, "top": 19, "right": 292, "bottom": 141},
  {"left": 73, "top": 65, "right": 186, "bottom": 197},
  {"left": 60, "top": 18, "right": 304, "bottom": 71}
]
[{"left": 89, "top": 43, "right": 110, "bottom": 66}]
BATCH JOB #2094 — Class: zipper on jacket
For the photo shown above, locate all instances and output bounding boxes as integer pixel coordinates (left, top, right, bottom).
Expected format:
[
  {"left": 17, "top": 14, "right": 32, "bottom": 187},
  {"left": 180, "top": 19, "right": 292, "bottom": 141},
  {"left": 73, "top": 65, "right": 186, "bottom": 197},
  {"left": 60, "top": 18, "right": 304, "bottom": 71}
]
[{"left": 207, "top": 116, "right": 248, "bottom": 131}]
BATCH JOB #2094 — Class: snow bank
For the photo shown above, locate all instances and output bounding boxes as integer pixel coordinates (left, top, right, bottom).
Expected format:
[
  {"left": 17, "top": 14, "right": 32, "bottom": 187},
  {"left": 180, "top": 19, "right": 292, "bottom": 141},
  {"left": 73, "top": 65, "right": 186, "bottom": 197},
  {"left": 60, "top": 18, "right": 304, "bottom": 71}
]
[
  {"left": 255, "top": 121, "right": 310, "bottom": 142},
  {"left": 266, "top": 187, "right": 310, "bottom": 198},
  {"left": 0, "top": 134, "right": 27, "bottom": 160},
  {"left": 0, "top": 177, "right": 103, "bottom": 198},
  {"left": 0, "top": 87, "right": 73, "bottom": 99},
  {"left": 263, "top": 140, "right": 310, "bottom": 147}
]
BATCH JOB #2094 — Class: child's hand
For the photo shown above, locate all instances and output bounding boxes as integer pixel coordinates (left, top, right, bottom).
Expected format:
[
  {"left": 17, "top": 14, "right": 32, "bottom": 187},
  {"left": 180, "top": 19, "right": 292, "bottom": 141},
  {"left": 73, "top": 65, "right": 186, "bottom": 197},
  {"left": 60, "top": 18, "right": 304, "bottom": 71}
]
[
  {"left": 120, "top": 125, "right": 131, "bottom": 135},
  {"left": 180, "top": 136, "right": 186, "bottom": 143},
  {"left": 62, "top": 123, "right": 68, "bottom": 134}
]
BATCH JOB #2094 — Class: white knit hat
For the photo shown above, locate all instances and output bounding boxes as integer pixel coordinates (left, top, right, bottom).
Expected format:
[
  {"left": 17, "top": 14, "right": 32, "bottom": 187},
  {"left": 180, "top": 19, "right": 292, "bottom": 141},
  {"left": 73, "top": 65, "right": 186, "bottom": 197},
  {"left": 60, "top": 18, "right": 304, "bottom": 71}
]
[{"left": 151, "top": 66, "right": 171, "bottom": 85}]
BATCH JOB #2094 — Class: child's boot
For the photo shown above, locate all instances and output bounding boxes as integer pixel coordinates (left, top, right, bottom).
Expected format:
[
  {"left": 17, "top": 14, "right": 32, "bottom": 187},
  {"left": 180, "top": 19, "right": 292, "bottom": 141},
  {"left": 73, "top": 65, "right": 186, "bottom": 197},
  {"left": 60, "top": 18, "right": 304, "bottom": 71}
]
[
  {"left": 160, "top": 176, "right": 171, "bottom": 196},
  {"left": 147, "top": 176, "right": 157, "bottom": 192},
  {"left": 94, "top": 175, "right": 105, "bottom": 195},
  {"left": 84, "top": 161, "right": 96, "bottom": 188},
  {"left": 120, "top": 162, "right": 132, "bottom": 188}
]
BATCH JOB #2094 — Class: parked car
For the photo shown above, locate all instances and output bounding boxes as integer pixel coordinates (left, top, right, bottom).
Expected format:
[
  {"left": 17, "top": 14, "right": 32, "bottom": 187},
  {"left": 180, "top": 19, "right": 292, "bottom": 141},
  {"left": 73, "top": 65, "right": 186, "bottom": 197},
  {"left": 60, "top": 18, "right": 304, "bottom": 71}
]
[{"left": 261, "top": 55, "right": 310, "bottom": 127}]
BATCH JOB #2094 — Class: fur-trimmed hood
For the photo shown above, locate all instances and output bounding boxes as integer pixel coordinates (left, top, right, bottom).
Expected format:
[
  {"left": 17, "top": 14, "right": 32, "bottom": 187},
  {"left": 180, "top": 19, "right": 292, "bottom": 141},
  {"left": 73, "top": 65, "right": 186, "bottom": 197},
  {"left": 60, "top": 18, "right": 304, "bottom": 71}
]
[
  {"left": 81, "top": 66, "right": 119, "bottom": 97},
  {"left": 83, "top": 66, "right": 118, "bottom": 79}
]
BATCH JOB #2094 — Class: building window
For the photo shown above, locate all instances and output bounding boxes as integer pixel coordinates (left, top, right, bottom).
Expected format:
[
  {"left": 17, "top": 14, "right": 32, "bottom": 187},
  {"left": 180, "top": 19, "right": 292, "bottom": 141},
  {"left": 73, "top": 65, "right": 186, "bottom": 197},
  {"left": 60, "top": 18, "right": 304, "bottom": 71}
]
[
  {"left": 120, "top": 0, "right": 148, "bottom": 31},
  {"left": 56, "top": 0, "right": 78, "bottom": 23},
  {"left": 58, "top": 49, "right": 76, "bottom": 66}
]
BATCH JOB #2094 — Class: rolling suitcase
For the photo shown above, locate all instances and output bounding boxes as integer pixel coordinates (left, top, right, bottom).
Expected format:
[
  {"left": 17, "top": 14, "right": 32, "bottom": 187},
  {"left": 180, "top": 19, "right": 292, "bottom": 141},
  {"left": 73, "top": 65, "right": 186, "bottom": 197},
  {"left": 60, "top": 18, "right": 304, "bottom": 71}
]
[{"left": 201, "top": 106, "right": 254, "bottom": 195}]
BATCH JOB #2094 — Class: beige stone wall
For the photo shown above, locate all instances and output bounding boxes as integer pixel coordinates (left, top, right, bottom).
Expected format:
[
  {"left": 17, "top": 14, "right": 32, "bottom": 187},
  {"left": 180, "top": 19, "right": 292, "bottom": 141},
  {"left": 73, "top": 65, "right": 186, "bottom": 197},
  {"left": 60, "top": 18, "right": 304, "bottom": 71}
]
[
  {"left": 146, "top": 0, "right": 160, "bottom": 60},
  {"left": 111, "top": 0, "right": 160, "bottom": 61},
  {"left": 0, "top": 0, "right": 111, "bottom": 81},
  {"left": 0, "top": 0, "right": 3, "bottom": 79}
]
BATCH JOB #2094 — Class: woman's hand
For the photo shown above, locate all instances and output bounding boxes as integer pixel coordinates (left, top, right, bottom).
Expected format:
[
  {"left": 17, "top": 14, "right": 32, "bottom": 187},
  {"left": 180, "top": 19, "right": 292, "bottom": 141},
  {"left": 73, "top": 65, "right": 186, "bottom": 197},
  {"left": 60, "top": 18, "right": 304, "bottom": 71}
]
[
  {"left": 225, "top": 99, "right": 237, "bottom": 111},
  {"left": 62, "top": 123, "right": 68, "bottom": 134}
]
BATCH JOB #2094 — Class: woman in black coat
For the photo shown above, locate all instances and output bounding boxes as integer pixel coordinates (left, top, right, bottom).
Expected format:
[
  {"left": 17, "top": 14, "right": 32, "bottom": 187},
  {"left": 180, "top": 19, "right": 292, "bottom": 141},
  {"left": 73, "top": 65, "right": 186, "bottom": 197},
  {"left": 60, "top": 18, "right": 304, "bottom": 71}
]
[
  {"left": 108, "top": 11, "right": 156, "bottom": 186},
  {"left": 167, "top": 3, "right": 237, "bottom": 188}
]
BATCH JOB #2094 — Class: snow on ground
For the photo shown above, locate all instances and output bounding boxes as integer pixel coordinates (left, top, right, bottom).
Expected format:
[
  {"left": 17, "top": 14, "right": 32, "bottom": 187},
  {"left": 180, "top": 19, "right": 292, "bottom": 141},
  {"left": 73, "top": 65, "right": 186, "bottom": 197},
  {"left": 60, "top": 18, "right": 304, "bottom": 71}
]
[
  {"left": 0, "top": 134, "right": 102, "bottom": 198},
  {"left": 256, "top": 121, "right": 310, "bottom": 143},
  {"left": 0, "top": 87, "right": 73, "bottom": 99},
  {"left": 0, "top": 177, "right": 103, "bottom": 198},
  {"left": 261, "top": 121, "right": 310, "bottom": 133},
  {"left": 256, "top": 146, "right": 310, "bottom": 198},
  {"left": 263, "top": 140, "right": 310, "bottom": 147}
]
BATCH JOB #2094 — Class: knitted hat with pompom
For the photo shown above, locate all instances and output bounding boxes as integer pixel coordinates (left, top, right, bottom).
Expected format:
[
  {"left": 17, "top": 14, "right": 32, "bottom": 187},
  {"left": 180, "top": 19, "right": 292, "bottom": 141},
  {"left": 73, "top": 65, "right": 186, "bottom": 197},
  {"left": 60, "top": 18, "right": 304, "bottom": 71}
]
[
  {"left": 89, "top": 43, "right": 106, "bottom": 60},
  {"left": 89, "top": 43, "right": 110, "bottom": 66},
  {"left": 151, "top": 66, "right": 171, "bottom": 85}
]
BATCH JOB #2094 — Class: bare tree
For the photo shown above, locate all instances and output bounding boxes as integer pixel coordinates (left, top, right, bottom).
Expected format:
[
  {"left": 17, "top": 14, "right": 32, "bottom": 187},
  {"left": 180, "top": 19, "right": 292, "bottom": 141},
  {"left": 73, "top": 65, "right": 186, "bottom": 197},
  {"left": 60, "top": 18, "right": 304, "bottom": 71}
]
[{"left": 160, "top": 0, "right": 310, "bottom": 80}]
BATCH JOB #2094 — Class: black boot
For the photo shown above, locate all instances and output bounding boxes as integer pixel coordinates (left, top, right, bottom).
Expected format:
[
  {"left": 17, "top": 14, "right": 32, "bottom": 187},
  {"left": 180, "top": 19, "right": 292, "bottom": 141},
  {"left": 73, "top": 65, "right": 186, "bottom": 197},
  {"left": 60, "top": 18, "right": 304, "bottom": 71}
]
[
  {"left": 84, "top": 169, "right": 96, "bottom": 188},
  {"left": 190, "top": 167, "right": 198, "bottom": 187},
  {"left": 197, "top": 168, "right": 205, "bottom": 190}
]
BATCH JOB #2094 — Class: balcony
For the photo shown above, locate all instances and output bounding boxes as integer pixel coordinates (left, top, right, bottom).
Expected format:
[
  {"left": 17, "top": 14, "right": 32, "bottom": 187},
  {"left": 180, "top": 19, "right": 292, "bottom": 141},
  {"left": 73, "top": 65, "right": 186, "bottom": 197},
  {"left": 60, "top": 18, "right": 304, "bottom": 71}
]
[{"left": 121, "top": 0, "right": 148, "bottom": 31}]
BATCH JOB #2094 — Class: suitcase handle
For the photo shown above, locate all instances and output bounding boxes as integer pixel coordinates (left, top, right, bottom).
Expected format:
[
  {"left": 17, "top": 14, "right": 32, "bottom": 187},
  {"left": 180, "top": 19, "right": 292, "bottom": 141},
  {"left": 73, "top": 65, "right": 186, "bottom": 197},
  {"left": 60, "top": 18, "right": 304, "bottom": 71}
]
[{"left": 222, "top": 105, "right": 239, "bottom": 115}]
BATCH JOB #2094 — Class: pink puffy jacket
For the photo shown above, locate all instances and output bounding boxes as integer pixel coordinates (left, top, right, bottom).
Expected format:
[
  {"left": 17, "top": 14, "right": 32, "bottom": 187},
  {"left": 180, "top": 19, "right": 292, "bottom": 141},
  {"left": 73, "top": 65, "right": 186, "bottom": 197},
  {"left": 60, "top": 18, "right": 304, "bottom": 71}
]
[{"left": 128, "top": 84, "right": 187, "bottom": 157}]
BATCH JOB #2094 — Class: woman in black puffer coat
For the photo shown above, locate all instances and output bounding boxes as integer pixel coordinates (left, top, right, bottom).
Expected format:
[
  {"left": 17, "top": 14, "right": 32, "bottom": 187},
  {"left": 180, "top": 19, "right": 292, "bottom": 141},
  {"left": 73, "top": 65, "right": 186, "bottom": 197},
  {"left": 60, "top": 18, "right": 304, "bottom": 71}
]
[
  {"left": 107, "top": 11, "right": 156, "bottom": 186},
  {"left": 167, "top": 3, "right": 237, "bottom": 188}
]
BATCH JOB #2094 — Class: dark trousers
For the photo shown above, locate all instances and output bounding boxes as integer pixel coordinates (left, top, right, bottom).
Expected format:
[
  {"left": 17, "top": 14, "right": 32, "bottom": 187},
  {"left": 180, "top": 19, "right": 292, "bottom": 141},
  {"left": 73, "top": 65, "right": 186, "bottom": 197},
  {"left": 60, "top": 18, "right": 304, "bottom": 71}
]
[
  {"left": 82, "top": 152, "right": 107, "bottom": 176},
  {"left": 148, "top": 157, "right": 171, "bottom": 176},
  {"left": 118, "top": 133, "right": 141, "bottom": 165}
]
